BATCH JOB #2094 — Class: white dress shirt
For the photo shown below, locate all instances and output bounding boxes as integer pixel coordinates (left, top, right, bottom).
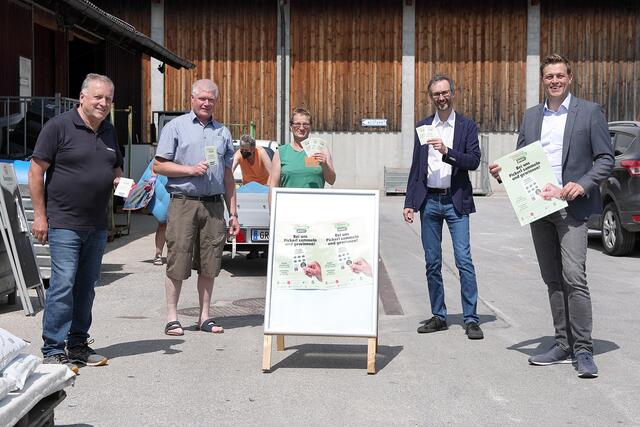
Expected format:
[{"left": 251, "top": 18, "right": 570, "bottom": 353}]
[
  {"left": 427, "top": 111, "right": 455, "bottom": 189},
  {"left": 541, "top": 94, "right": 571, "bottom": 185}
]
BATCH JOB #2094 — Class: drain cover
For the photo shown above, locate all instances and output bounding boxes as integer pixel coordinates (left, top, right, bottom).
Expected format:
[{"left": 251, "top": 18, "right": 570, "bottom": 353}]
[{"left": 232, "top": 298, "right": 265, "bottom": 309}]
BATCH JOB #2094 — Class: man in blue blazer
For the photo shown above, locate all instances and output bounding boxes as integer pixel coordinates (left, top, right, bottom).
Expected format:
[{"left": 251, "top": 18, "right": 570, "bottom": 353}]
[
  {"left": 490, "top": 54, "right": 614, "bottom": 378},
  {"left": 403, "top": 75, "right": 483, "bottom": 340}
]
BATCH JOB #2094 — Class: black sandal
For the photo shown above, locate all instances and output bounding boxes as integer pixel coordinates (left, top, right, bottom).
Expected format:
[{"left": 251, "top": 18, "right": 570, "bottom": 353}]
[
  {"left": 199, "top": 318, "right": 224, "bottom": 334},
  {"left": 164, "top": 320, "right": 184, "bottom": 336}
]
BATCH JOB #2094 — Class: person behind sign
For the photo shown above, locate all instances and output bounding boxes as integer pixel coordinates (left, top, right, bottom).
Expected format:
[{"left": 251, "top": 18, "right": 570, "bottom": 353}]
[
  {"left": 489, "top": 54, "right": 613, "bottom": 378},
  {"left": 268, "top": 107, "right": 336, "bottom": 204},
  {"left": 153, "top": 221, "right": 167, "bottom": 266},
  {"left": 29, "top": 73, "right": 123, "bottom": 373},
  {"left": 154, "top": 79, "right": 240, "bottom": 336},
  {"left": 232, "top": 134, "right": 272, "bottom": 259},
  {"left": 232, "top": 134, "right": 272, "bottom": 185},
  {"left": 403, "top": 74, "right": 484, "bottom": 340}
]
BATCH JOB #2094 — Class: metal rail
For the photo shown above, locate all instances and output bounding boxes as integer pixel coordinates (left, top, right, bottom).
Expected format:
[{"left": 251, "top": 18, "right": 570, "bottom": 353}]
[{"left": 0, "top": 94, "right": 78, "bottom": 159}]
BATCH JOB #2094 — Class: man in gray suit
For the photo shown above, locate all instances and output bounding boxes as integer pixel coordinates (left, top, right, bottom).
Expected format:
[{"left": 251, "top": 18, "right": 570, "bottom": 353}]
[{"left": 490, "top": 53, "right": 614, "bottom": 378}]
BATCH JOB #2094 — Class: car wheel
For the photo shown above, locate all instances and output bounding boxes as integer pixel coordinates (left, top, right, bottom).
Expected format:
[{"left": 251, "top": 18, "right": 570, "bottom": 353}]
[{"left": 601, "top": 203, "right": 637, "bottom": 256}]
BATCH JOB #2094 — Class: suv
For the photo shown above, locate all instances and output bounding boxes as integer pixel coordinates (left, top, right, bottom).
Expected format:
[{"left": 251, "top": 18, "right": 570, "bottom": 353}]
[{"left": 587, "top": 121, "right": 640, "bottom": 255}]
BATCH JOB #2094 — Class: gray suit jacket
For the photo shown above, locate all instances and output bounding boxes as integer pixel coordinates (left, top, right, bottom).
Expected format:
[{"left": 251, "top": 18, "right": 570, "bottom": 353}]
[{"left": 517, "top": 95, "right": 614, "bottom": 221}]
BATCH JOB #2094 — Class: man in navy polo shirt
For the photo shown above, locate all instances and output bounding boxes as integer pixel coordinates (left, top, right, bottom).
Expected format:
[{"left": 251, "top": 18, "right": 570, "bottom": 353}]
[{"left": 29, "top": 73, "right": 123, "bottom": 372}]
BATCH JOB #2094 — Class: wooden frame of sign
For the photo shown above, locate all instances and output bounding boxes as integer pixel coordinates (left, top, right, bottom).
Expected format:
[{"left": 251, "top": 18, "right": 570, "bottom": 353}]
[
  {"left": 0, "top": 163, "right": 45, "bottom": 316},
  {"left": 262, "top": 188, "right": 379, "bottom": 374}
]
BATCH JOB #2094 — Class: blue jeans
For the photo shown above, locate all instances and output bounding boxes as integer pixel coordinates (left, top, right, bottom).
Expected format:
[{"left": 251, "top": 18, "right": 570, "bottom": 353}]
[
  {"left": 41, "top": 228, "right": 107, "bottom": 357},
  {"left": 420, "top": 194, "right": 479, "bottom": 324}
]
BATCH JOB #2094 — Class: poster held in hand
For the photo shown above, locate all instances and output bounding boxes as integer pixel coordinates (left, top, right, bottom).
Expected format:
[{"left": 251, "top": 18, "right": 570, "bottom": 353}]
[{"left": 496, "top": 141, "right": 568, "bottom": 226}]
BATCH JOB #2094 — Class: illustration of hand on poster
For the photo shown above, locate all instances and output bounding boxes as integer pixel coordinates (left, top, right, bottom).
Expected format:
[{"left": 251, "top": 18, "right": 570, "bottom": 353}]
[
  {"left": 274, "top": 218, "right": 374, "bottom": 290},
  {"left": 350, "top": 258, "right": 372, "bottom": 277}
]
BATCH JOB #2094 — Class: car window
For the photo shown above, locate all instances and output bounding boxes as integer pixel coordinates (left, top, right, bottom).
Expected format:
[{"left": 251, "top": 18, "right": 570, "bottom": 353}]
[{"left": 612, "top": 132, "right": 636, "bottom": 156}]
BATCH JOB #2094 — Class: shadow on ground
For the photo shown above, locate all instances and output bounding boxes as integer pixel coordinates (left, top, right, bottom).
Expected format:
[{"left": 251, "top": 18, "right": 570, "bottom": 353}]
[
  {"left": 221, "top": 255, "right": 268, "bottom": 277},
  {"left": 95, "top": 338, "right": 185, "bottom": 360},
  {"left": 418, "top": 313, "right": 501, "bottom": 328},
  {"left": 507, "top": 336, "right": 620, "bottom": 357},
  {"left": 174, "top": 314, "right": 264, "bottom": 332},
  {"left": 268, "top": 343, "right": 403, "bottom": 373},
  {"left": 0, "top": 294, "right": 42, "bottom": 315}
]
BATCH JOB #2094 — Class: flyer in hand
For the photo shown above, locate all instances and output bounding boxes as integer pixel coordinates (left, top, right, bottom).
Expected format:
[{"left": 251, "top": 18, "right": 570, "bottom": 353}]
[
  {"left": 496, "top": 141, "right": 567, "bottom": 226},
  {"left": 416, "top": 124, "right": 439, "bottom": 145},
  {"left": 114, "top": 178, "right": 135, "bottom": 198},
  {"left": 300, "top": 137, "right": 327, "bottom": 156}
]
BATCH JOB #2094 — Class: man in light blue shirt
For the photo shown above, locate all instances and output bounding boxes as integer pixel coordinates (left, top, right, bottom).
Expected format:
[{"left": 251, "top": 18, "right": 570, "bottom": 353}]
[{"left": 154, "top": 79, "right": 240, "bottom": 336}]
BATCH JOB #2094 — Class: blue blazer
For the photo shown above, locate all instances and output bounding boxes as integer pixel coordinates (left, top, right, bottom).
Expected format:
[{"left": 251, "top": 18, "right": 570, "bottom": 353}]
[
  {"left": 404, "top": 112, "right": 481, "bottom": 215},
  {"left": 517, "top": 96, "right": 614, "bottom": 221}
]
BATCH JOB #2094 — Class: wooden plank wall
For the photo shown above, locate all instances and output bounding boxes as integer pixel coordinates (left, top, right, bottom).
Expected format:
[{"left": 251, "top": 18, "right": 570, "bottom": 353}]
[
  {"left": 290, "top": 0, "right": 402, "bottom": 132},
  {"left": 415, "top": 0, "right": 527, "bottom": 132},
  {"left": 541, "top": 1, "right": 640, "bottom": 122},
  {"left": 164, "top": 0, "right": 277, "bottom": 140},
  {"left": 95, "top": 0, "right": 152, "bottom": 142}
]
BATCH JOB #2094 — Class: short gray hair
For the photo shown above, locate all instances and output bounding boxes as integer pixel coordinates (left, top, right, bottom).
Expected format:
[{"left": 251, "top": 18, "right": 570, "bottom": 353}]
[
  {"left": 239, "top": 134, "right": 256, "bottom": 147},
  {"left": 192, "top": 79, "right": 220, "bottom": 99},
  {"left": 427, "top": 75, "right": 455, "bottom": 96},
  {"left": 81, "top": 73, "right": 114, "bottom": 94}
]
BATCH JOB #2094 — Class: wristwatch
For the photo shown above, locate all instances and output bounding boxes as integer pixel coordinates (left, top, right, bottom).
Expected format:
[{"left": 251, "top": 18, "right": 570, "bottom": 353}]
[{"left": 229, "top": 213, "right": 238, "bottom": 218}]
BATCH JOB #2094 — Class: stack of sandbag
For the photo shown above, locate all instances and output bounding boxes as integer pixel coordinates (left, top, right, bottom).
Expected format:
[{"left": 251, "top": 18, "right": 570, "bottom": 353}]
[{"left": 0, "top": 328, "right": 43, "bottom": 401}]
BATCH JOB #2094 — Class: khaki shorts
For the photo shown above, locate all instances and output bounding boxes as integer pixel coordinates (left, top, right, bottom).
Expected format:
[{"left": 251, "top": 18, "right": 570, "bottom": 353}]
[{"left": 165, "top": 198, "right": 227, "bottom": 280}]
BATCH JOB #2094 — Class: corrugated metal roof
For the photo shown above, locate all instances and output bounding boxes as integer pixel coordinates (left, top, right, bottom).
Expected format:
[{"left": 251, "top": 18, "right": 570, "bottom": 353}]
[{"left": 31, "top": 0, "right": 195, "bottom": 70}]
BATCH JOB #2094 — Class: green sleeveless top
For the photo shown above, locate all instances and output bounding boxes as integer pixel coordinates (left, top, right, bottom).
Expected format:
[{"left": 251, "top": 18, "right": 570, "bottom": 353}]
[{"left": 278, "top": 143, "right": 325, "bottom": 189}]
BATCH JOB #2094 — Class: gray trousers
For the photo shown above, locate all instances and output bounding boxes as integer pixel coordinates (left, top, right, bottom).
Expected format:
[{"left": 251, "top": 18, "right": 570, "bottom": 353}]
[{"left": 530, "top": 209, "right": 592, "bottom": 354}]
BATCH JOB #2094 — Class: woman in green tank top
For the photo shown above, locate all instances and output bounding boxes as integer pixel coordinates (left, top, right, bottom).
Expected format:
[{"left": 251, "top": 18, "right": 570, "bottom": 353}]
[{"left": 269, "top": 108, "right": 336, "bottom": 198}]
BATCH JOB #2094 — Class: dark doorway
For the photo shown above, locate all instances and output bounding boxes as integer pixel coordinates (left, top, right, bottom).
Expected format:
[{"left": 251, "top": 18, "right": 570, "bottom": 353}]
[{"left": 68, "top": 37, "right": 105, "bottom": 96}]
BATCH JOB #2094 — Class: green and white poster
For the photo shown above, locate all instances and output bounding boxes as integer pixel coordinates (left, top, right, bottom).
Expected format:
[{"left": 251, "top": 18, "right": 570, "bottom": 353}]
[
  {"left": 264, "top": 188, "right": 379, "bottom": 337},
  {"left": 273, "top": 218, "right": 374, "bottom": 290},
  {"left": 496, "top": 141, "right": 567, "bottom": 226}
]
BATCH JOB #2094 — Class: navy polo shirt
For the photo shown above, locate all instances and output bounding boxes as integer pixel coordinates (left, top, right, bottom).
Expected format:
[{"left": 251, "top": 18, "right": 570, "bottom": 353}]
[{"left": 32, "top": 108, "right": 123, "bottom": 231}]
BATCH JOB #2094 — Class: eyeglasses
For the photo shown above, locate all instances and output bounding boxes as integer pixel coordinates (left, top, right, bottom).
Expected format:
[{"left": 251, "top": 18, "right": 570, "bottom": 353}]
[
  {"left": 291, "top": 123, "right": 311, "bottom": 128},
  {"left": 431, "top": 90, "right": 451, "bottom": 99}
]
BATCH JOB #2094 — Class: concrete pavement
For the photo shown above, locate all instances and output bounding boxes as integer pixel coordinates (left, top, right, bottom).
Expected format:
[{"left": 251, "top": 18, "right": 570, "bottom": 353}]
[{"left": 1, "top": 195, "right": 639, "bottom": 426}]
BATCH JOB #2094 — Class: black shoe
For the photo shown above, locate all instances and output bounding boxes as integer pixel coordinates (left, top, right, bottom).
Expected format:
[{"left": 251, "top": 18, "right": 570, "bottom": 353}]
[
  {"left": 417, "top": 316, "right": 448, "bottom": 334},
  {"left": 43, "top": 353, "right": 78, "bottom": 374},
  {"left": 67, "top": 339, "right": 108, "bottom": 367},
  {"left": 465, "top": 322, "right": 484, "bottom": 340},
  {"left": 528, "top": 344, "right": 573, "bottom": 366},
  {"left": 576, "top": 352, "right": 598, "bottom": 378}
]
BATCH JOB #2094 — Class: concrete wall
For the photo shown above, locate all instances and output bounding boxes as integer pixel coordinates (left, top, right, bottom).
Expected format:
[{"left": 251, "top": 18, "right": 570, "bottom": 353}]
[
  {"left": 482, "top": 132, "right": 518, "bottom": 194},
  {"left": 316, "top": 131, "right": 517, "bottom": 192},
  {"left": 315, "top": 132, "right": 402, "bottom": 190}
]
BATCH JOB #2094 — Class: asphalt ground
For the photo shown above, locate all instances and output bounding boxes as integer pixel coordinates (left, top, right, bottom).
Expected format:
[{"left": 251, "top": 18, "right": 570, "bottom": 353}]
[{"left": 1, "top": 194, "right": 639, "bottom": 426}]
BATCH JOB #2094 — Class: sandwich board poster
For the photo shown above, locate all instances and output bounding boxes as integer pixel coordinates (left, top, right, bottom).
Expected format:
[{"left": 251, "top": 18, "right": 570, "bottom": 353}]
[
  {"left": 0, "top": 163, "right": 43, "bottom": 295},
  {"left": 264, "top": 188, "right": 379, "bottom": 337}
]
